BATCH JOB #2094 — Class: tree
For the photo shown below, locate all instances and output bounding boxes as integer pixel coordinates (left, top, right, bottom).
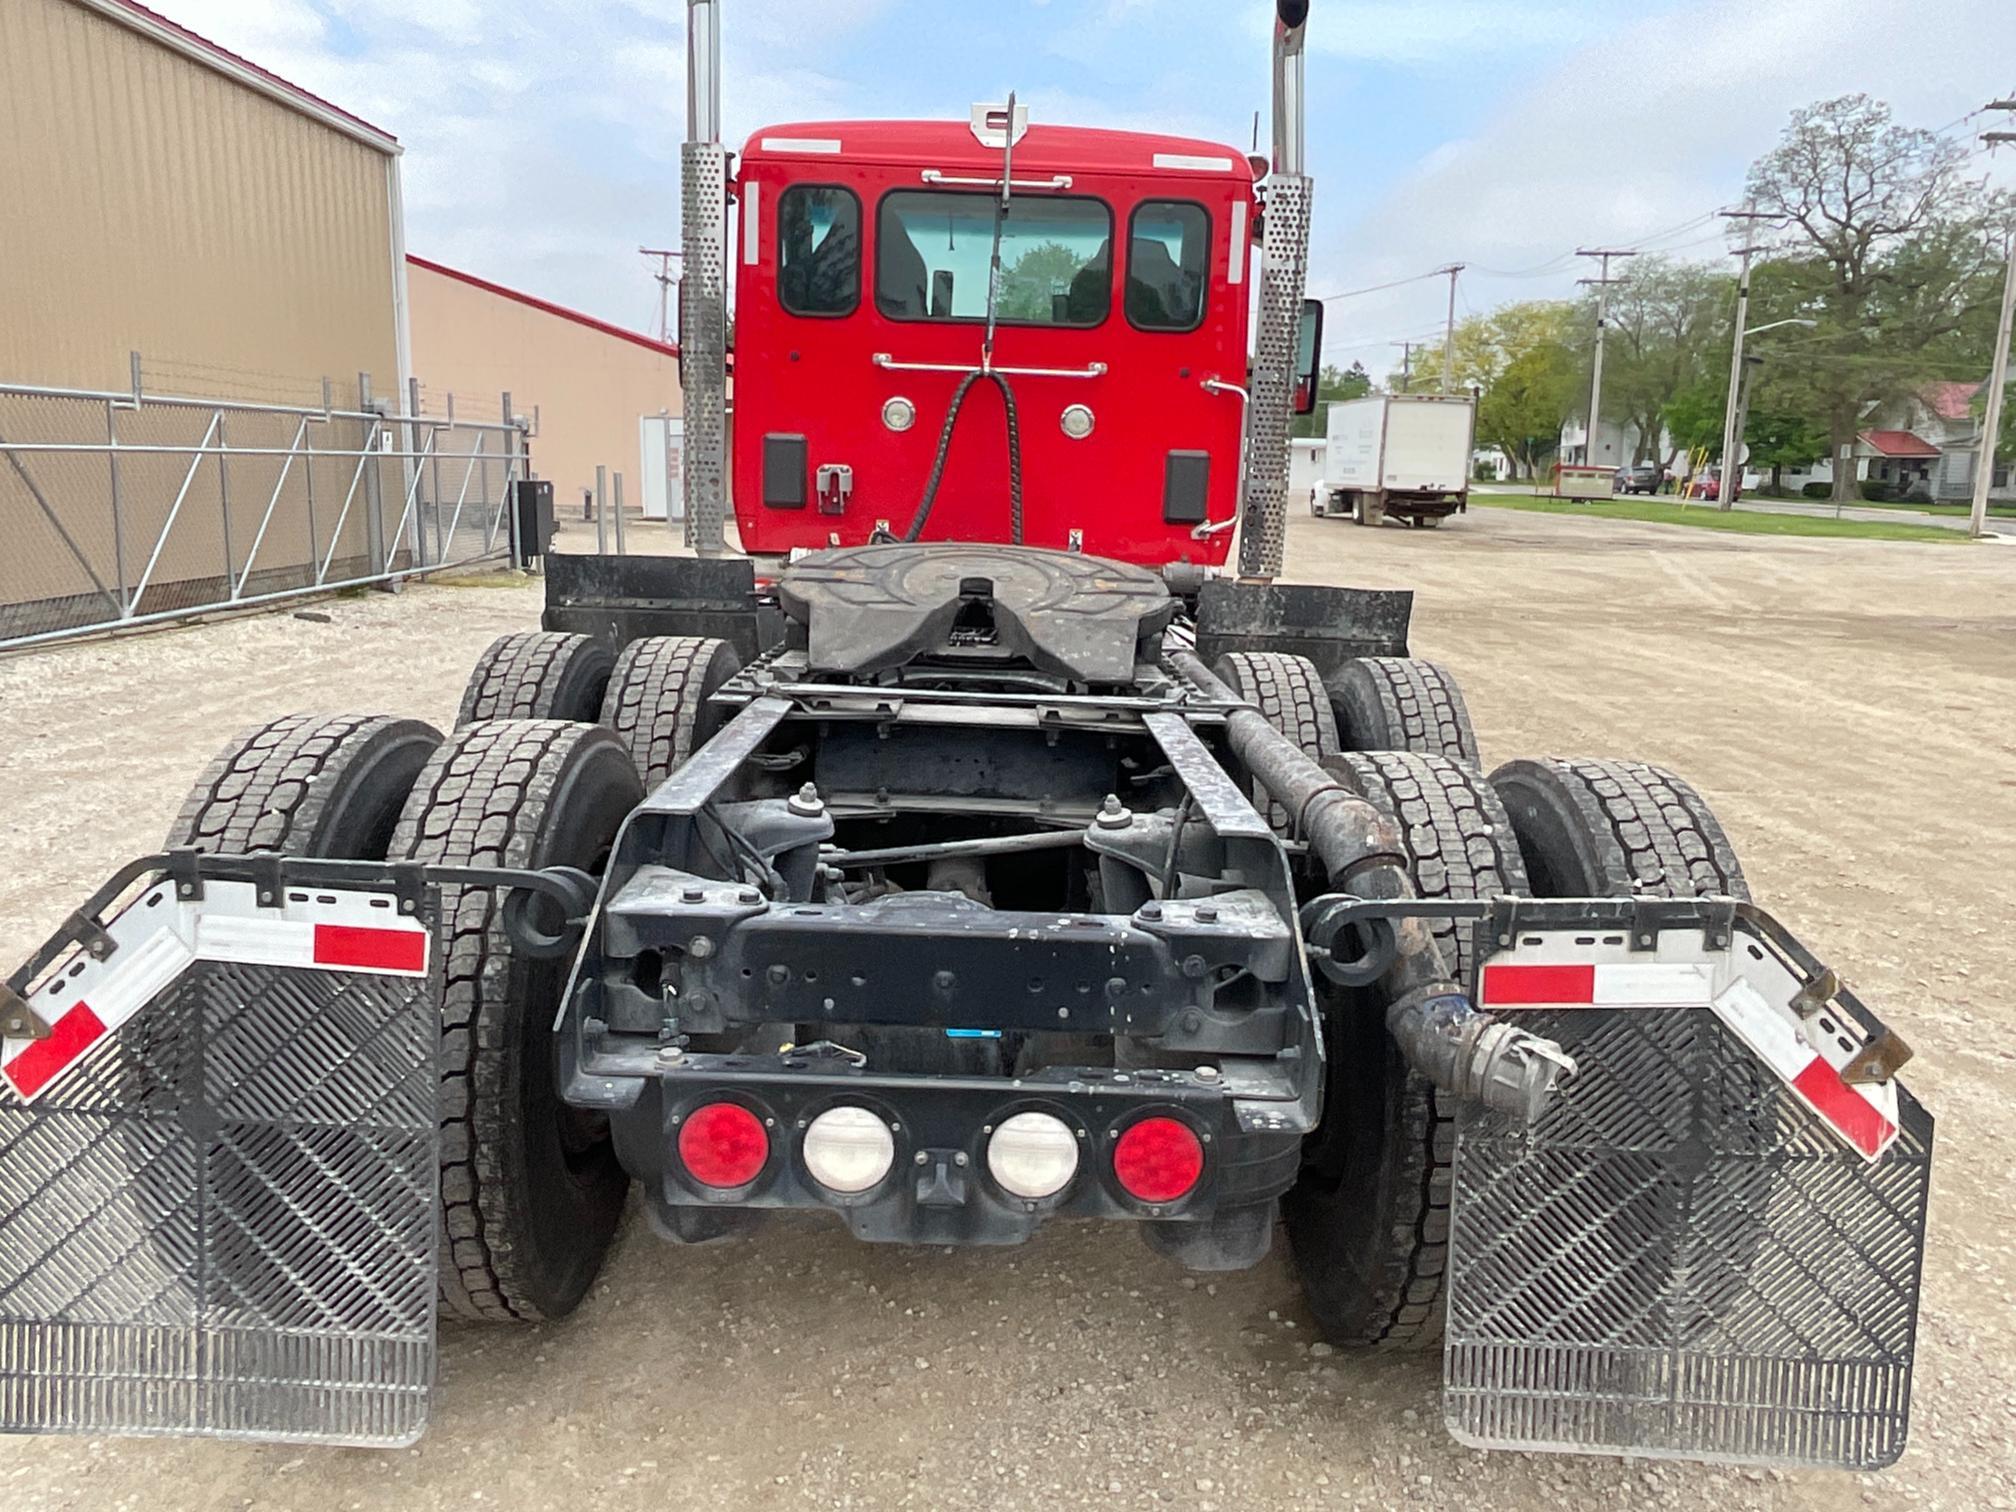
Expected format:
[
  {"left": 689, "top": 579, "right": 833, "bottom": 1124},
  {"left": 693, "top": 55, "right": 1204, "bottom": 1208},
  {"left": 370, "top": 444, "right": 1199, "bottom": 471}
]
[
  {"left": 1661, "top": 375, "right": 1728, "bottom": 458},
  {"left": 1586, "top": 258, "right": 1733, "bottom": 465},
  {"left": 1291, "top": 361, "right": 1372, "bottom": 438},
  {"left": 1743, "top": 95, "right": 1999, "bottom": 501},
  {"left": 1477, "top": 339, "right": 1580, "bottom": 479},
  {"left": 1743, "top": 402, "right": 1830, "bottom": 492},
  {"left": 995, "top": 242, "right": 1090, "bottom": 322}
]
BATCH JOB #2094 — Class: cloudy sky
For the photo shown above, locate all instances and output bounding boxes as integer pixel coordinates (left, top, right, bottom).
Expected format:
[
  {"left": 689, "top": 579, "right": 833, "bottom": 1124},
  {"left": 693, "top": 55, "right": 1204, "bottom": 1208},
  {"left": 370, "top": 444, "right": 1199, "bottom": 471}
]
[{"left": 171, "top": 0, "right": 2016, "bottom": 365}]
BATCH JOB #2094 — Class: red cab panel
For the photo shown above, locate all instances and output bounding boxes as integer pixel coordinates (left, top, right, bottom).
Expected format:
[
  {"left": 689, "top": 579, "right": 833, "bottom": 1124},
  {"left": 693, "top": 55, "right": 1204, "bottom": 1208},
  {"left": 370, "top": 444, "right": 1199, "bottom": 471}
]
[{"left": 730, "top": 120, "right": 1256, "bottom": 568}]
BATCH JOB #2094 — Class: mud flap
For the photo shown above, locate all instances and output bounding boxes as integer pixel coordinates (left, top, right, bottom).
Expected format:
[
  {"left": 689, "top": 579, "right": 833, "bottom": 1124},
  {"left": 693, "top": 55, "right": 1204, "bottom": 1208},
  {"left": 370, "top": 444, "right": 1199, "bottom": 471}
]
[
  {"left": 0, "top": 877, "right": 439, "bottom": 1446},
  {"left": 1443, "top": 914, "right": 1933, "bottom": 1469}
]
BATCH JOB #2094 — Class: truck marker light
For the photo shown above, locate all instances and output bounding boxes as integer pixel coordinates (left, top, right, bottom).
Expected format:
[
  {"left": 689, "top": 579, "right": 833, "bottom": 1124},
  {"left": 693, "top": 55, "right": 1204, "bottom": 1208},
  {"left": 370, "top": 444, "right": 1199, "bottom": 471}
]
[
  {"left": 678, "top": 1102, "right": 770, "bottom": 1188},
  {"left": 1111, "top": 1116, "right": 1203, "bottom": 1203},
  {"left": 802, "top": 1105, "right": 896, "bottom": 1193},
  {"left": 882, "top": 396, "right": 917, "bottom": 432},
  {"left": 1060, "top": 404, "right": 1094, "bottom": 440},
  {"left": 986, "top": 1111, "right": 1080, "bottom": 1199}
]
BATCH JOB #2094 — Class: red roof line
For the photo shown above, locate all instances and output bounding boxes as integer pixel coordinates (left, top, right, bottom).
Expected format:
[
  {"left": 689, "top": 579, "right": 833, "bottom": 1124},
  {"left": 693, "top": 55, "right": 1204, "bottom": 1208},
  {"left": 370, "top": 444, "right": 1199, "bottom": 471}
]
[
  {"left": 1856, "top": 429, "right": 1942, "bottom": 458},
  {"left": 102, "top": 0, "right": 397, "bottom": 147},
  {"left": 406, "top": 255, "right": 681, "bottom": 357}
]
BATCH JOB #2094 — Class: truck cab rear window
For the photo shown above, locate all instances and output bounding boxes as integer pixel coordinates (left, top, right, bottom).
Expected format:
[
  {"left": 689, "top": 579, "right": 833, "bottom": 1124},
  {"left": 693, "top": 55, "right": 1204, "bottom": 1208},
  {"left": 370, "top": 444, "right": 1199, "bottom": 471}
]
[
  {"left": 1127, "top": 201, "right": 1209, "bottom": 331},
  {"left": 876, "top": 191, "right": 1111, "bottom": 326},
  {"left": 777, "top": 185, "right": 860, "bottom": 317}
]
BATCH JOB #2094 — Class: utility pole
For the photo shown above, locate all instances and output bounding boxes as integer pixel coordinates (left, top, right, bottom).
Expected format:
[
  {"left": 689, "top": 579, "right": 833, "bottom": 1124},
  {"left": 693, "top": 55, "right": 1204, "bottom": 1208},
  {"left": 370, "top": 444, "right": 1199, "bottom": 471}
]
[
  {"left": 640, "top": 246, "right": 681, "bottom": 344},
  {"left": 1576, "top": 249, "right": 1636, "bottom": 466},
  {"left": 1973, "top": 112, "right": 2016, "bottom": 538},
  {"left": 1391, "top": 340, "right": 1416, "bottom": 392},
  {"left": 1438, "top": 263, "right": 1465, "bottom": 391},
  {"left": 1715, "top": 206, "right": 1780, "bottom": 510}
]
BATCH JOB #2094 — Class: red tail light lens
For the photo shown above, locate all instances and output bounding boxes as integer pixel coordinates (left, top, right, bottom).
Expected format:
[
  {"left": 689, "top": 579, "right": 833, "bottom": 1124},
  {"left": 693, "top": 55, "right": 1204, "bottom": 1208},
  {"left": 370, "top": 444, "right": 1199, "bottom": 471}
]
[
  {"left": 678, "top": 1101, "right": 769, "bottom": 1188},
  {"left": 1111, "top": 1116, "right": 1204, "bottom": 1203}
]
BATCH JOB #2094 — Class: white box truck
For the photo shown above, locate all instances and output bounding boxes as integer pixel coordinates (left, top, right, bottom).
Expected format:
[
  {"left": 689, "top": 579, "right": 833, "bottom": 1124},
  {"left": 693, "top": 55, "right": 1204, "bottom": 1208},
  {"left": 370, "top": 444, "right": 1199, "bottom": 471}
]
[{"left": 1312, "top": 392, "right": 1476, "bottom": 528}]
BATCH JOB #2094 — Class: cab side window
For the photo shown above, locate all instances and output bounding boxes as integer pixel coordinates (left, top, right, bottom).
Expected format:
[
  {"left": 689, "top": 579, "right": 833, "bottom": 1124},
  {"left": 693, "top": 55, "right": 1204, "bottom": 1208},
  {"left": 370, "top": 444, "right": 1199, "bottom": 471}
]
[
  {"left": 777, "top": 185, "right": 861, "bottom": 317},
  {"left": 1126, "top": 201, "right": 1210, "bottom": 332}
]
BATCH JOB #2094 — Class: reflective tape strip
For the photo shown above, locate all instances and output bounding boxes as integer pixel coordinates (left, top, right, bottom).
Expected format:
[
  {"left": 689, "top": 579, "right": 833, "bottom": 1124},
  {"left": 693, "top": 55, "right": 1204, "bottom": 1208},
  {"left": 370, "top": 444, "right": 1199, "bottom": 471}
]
[
  {"left": 2, "top": 1003, "right": 108, "bottom": 1100},
  {"left": 1152, "top": 153, "right": 1235, "bottom": 171},
  {"left": 742, "top": 181, "right": 760, "bottom": 266},
  {"left": 1714, "top": 977, "right": 1898, "bottom": 1160},
  {"left": 314, "top": 923, "right": 427, "bottom": 974},
  {"left": 1480, "top": 961, "right": 1713, "bottom": 1008},
  {"left": 760, "top": 136, "right": 840, "bottom": 154},
  {"left": 1228, "top": 201, "right": 1248, "bottom": 285},
  {"left": 4, "top": 881, "right": 429, "bottom": 1106}
]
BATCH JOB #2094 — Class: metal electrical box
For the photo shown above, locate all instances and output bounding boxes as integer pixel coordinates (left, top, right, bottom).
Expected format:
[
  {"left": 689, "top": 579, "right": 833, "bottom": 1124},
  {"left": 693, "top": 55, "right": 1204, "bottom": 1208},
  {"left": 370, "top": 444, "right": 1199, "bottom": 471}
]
[{"left": 513, "top": 479, "right": 555, "bottom": 564}]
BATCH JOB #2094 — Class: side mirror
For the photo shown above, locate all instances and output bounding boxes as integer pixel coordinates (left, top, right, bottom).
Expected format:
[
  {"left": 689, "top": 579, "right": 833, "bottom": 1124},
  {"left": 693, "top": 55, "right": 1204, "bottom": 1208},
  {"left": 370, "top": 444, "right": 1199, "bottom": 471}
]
[{"left": 1292, "top": 297, "right": 1323, "bottom": 415}]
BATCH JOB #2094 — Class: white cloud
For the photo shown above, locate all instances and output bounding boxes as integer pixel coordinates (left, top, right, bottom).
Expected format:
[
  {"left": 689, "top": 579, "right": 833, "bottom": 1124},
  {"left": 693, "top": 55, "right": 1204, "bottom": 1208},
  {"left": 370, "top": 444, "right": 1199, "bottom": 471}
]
[
  {"left": 1303, "top": 3, "right": 1584, "bottom": 64},
  {"left": 1310, "top": 0, "right": 2016, "bottom": 369}
]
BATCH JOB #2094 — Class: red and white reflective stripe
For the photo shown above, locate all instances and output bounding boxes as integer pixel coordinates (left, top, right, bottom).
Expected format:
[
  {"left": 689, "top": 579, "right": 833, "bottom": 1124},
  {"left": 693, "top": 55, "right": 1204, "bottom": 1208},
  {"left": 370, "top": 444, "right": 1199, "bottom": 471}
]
[
  {"left": 3, "top": 880, "right": 427, "bottom": 1104},
  {"left": 1480, "top": 933, "right": 1900, "bottom": 1163},
  {"left": 1480, "top": 961, "right": 1714, "bottom": 1009}
]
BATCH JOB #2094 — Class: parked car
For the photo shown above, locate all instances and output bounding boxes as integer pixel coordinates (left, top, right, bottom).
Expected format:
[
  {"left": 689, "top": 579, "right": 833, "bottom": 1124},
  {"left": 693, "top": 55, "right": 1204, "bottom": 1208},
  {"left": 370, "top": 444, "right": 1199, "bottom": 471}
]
[{"left": 1618, "top": 462, "right": 1665, "bottom": 495}]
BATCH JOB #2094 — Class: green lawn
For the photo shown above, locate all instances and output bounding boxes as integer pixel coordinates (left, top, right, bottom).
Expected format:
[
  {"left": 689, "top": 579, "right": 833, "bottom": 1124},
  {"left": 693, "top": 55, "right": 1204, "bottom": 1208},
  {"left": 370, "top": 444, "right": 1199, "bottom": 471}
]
[
  {"left": 1469, "top": 492, "right": 1965, "bottom": 543},
  {"left": 1817, "top": 497, "right": 2016, "bottom": 518}
]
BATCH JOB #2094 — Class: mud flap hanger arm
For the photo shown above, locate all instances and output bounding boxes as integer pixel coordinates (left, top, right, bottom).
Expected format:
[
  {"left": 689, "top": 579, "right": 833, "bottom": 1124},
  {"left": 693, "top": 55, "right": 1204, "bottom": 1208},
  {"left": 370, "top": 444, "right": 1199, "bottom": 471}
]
[
  {"left": 1307, "top": 891, "right": 1912, "bottom": 1078},
  {"left": 5, "top": 850, "right": 604, "bottom": 1037}
]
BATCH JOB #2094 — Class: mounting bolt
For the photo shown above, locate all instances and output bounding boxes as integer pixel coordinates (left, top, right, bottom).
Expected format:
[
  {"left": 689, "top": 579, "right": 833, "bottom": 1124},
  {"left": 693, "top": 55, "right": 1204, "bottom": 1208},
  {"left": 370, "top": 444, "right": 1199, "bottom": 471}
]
[
  {"left": 1139, "top": 903, "right": 1163, "bottom": 921},
  {"left": 688, "top": 936, "right": 715, "bottom": 959},
  {"left": 1180, "top": 1010, "right": 1203, "bottom": 1034},
  {"left": 953, "top": 1151, "right": 969, "bottom": 1167},
  {"left": 1182, "top": 954, "right": 1208, "bottom": 980},
  {"left": 1195, "top": 1064, "right": 1220, "bottom": 1082},
  {"left": 1095, "top": 794, "right": 1132, "bottom": 829},
  {"left": 738, "top": 889, "right": 762, "bottom": 905},
  {"left": 933, "top": 970, "right": 956, "bottom": 992},
  {"left": 1195, "top": 904, "right": 1219, "bottom": 924},
  {"left": 681, "top": 886, "right": 706, "bottom": 904},
  {"left": 913, "top": 1150, "right": 930, "bottom": 1166},
  {"left": 656, "top": 1044, "right": 684, "bottom": 1063},
  {"left": 788, "top": 782, "right": 825, "bottom": 817},
  {"left": 766, "top": 963, "right": 790, "bottom": 986}
]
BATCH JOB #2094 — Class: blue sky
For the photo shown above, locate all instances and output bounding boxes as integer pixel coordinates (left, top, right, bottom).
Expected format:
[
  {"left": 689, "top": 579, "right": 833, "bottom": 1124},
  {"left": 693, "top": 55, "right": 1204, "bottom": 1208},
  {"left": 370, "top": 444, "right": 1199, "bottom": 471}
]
[{"left": 170, "top": 0, "right": 2016, "bottom": 378}]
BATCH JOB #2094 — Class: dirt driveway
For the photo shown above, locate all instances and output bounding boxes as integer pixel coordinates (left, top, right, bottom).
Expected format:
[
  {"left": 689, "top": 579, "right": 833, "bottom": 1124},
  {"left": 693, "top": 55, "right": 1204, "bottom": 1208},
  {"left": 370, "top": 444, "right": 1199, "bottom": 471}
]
[{"left": 1, "top": 508, "right": 2012, "bottom": 1511}]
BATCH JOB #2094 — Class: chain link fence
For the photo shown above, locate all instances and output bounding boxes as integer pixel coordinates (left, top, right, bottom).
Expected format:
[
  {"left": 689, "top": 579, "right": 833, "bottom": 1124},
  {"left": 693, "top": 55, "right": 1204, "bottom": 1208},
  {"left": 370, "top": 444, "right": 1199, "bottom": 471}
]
[{"left": 0, "top": 358, "right": 531, "bottom": 650}]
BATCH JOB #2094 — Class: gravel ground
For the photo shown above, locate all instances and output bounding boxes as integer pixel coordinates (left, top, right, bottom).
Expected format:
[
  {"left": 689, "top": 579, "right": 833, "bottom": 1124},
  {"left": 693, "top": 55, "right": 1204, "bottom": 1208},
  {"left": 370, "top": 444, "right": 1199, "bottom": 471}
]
[{"left": 1, "top": 506, "right": 2012, "bottom": 1511}]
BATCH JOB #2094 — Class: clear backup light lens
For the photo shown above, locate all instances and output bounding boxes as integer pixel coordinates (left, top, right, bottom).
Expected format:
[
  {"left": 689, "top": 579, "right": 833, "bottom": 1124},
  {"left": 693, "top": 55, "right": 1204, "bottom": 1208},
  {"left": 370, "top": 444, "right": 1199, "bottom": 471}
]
[
  {"left": 1059, "top": 403, "right": 1095, "bottom": 440},
  {"left": 677, "top": 1101, "right": 769, "bottom": 1188},
  {"left": 802, "top": 1105, "right": 897, "bottom": 1193},
  {"left": 883, "top": 396, "right": 917, "bottom": 432},
  {"left": 987, "top": 1111, "right": 1080, "bottom": 1199},
  {"left": 1111, "top": 1115, "right": 1204, "bottom": 1203}
]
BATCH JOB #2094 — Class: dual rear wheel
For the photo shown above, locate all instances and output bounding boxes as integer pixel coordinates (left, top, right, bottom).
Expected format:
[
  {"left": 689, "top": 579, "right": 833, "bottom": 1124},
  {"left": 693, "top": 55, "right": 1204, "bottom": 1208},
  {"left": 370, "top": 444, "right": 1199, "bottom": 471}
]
[
  {"left": 1213, "top": 650, "right": 1748, "bottom": 1349},
  {"left": 171, "top": 630, "right": 738, "bottom": 1322}
]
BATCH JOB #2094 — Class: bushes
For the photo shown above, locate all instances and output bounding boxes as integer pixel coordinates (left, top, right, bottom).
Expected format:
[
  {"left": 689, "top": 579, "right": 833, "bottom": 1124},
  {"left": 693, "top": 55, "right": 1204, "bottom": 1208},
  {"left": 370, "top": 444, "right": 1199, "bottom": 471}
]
[
  {"left": 1802, "top": 482, "right": 1832, "bottom": 499},
  {"left": 1860, "top": 481, "right": 1893, "bottom": 502}
]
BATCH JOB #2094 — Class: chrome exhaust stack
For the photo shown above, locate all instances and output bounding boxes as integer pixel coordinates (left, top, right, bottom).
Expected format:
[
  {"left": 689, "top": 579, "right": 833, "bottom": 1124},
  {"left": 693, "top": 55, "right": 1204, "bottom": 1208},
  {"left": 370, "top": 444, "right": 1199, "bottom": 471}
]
[
  {"left": 1237, "top": 1, "right": 1315, "bottom": 581},
  {"left": 681, "top": 0, "right": 729, "bottom": 556}
]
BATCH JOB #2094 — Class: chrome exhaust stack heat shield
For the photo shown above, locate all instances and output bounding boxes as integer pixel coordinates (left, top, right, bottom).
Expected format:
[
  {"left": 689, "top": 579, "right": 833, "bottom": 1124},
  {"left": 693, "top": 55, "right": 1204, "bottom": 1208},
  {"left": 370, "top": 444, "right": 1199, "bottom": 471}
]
[
  {"left": 0, "top": 876, "right": 440, "bottom": 1446},
  {"left": 1442, "top": 909, "right": 1933, "bottom": 1469}
]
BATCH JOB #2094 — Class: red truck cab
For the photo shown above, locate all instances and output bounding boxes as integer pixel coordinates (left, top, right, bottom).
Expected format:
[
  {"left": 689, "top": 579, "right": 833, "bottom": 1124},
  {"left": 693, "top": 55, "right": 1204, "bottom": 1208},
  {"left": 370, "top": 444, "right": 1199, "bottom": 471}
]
[{"left": 729, "top": 110, "right": 1258, "bottom": 567}]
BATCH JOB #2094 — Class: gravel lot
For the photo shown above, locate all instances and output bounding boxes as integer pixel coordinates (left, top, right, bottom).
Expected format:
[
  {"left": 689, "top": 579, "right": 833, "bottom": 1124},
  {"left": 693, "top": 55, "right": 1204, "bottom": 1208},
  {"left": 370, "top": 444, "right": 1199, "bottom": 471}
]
[{"left": 1, "top": 507, "right": 2012, "bottom": 1511}]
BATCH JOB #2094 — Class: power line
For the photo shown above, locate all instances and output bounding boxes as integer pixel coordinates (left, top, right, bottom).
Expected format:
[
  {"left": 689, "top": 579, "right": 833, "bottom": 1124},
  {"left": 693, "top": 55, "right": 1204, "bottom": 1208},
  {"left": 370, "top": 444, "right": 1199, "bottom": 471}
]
[{"left": 1311, "top": 267, "right": 1450, "bottom": 302}]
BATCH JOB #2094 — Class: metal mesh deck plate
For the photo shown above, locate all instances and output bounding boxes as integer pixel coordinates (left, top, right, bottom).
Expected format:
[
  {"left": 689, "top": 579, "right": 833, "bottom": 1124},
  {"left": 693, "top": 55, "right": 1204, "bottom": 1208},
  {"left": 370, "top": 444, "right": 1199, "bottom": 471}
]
[
  {"left": 1444, "top": 1005, "right": 1932, "bottom": 1468},
  {"left": 0, "top": 946, "right": 438, "bottom": 1445}
]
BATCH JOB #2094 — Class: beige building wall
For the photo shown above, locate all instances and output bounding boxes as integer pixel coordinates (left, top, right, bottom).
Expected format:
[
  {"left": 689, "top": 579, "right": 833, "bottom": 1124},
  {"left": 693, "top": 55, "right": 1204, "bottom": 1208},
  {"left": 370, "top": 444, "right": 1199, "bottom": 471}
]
[
  {"left": 0, "top": 0, "right": 406, "bottom": 631},
  {"left": 405, "top": 257, "right": 682, "bottom": 511},
  {"left": 0, "top": 0, "right": 401, "bottom": 402}
]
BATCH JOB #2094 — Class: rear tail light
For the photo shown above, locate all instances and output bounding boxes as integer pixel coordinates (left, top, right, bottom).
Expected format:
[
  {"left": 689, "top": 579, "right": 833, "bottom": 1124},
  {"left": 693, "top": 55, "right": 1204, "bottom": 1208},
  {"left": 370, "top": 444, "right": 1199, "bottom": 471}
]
[
  {"left": 1112, "top": 1116, "right": 1204, "bottom": 1203},
  {"left": 802, "top": 1105, "right": 897, "bottom": 1193},
  {"left": 986, "top": 1111, "right": 1080, "bottom": 1199},
  {"left": 678, "top": 1101, "right": 769, "bottom": 1188}
]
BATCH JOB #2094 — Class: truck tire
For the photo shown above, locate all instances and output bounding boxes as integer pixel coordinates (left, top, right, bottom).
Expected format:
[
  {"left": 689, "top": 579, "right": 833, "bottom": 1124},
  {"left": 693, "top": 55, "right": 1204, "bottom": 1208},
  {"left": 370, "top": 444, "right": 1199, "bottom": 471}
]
[
  {"left": 598, "top": 635, "right": 741, "bottom": 787},
  {"left": 1211, "top": 651, "right": 1339, "bottom": 834},
  {"left": 168, "top": 713, "right": 443, "bottom": 859},
  {"left": 391, "top": 720, "right": 646, "bottom": 1323},
  {"left": 457, "top": 631, "right": 614, "bottom": 727},
  {"left": 1328, "top": 656, "right": 1479, "bottom": 765},
  {"left": 1488, "top": 756, "right": 1748, "bottom": 901},
  {"left": 1283, "top": 752, "right": 1529, "bottom": 1350}
]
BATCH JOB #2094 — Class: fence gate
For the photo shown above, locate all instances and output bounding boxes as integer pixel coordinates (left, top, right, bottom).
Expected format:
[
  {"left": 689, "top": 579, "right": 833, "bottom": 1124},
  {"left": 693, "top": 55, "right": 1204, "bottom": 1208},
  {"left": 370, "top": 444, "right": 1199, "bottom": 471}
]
[{"left": 0, "top": 365, "right": 532, "bottom": 651}]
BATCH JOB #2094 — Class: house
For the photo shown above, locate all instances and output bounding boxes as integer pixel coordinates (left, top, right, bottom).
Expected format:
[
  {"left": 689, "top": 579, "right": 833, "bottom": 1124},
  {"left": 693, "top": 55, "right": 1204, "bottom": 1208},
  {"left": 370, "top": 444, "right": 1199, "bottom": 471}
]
[{"left": 1768, "top": 380, "right": 2013, "bottom": 502}]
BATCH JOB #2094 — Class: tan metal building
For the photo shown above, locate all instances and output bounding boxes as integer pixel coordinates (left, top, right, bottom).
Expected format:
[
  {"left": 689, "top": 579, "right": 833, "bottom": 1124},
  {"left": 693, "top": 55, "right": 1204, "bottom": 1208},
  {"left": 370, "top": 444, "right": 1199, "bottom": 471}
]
[
  {"left": 405, "top": 255, "right": 683, "bottom": 514},
  {"left": 0, "top": 0, "right": 407, "bottom": 402}
]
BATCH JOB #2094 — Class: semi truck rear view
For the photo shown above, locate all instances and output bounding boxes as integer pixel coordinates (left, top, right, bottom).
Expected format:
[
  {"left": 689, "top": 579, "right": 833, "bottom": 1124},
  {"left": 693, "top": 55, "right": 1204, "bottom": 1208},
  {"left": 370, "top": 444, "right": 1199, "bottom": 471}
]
[{"left": 1312, "top": 391, "right": 1475, "bottom": 527}]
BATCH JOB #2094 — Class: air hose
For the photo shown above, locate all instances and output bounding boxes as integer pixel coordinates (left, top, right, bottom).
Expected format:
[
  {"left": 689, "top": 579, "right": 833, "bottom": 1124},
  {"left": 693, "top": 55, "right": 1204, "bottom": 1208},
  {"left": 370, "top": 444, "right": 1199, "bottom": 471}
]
[{"left": 901, "top": 369, "right": 1024, "bottom": 545}]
